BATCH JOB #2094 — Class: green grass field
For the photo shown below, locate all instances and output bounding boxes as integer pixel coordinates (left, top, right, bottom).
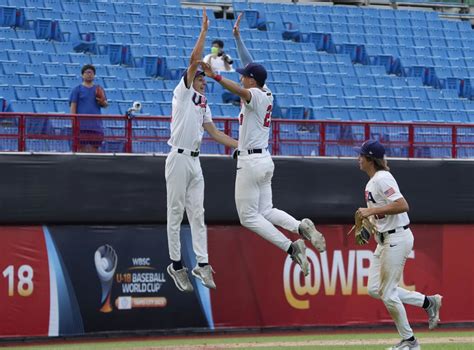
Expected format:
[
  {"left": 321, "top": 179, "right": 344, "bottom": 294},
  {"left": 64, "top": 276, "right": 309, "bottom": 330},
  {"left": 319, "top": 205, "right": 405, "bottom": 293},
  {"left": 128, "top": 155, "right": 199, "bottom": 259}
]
[{"left": 1, "top": 330, "right": 473, "bottom": 350}]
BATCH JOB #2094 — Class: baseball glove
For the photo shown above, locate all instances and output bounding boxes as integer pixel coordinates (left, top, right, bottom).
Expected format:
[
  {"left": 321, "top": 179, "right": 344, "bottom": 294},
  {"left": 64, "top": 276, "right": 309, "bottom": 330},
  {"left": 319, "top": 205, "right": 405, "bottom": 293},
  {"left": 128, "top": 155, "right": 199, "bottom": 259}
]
[
  {"left": 95, "top": 85, "right": 107, "bottom": 107},
  {"left": 347, "top": 210, "right": 378, "bottom": 245}
]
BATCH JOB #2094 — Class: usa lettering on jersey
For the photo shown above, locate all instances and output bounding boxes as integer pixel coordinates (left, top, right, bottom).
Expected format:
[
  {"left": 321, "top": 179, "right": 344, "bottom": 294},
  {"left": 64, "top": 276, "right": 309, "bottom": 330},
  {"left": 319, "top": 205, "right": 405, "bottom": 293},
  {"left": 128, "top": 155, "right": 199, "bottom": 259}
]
[
  {"left": 364, "top": 171, "right": 410, "bottom": 232},
  {"left": 192, "top": 93, "right": 207, "bottom": 109},
  {"left": 365, "top": 190, "right": 376, "bottom": 203}
]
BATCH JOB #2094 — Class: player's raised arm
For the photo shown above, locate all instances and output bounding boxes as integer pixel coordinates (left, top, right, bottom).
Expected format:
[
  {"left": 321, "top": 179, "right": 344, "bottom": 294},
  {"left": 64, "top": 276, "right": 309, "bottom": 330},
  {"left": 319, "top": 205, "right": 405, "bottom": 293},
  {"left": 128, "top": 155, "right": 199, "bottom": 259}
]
[
  {"left": 201, "top": 62, "right": 252, "bottom": 102},
  {"left": 186, "top": 8, "right": 209, "bottom": 87},
  {"left": 233, "top": 13, "right": 254, "bottom": 67}
]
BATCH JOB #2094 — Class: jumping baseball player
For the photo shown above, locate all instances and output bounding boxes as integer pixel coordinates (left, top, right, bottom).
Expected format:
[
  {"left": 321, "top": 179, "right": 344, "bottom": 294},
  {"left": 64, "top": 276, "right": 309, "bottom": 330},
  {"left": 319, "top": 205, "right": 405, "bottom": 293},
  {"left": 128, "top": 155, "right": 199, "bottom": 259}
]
[
  {"left": 166, "top": 8, "right": 238, "bottom": 293},
  {"left": 199, "top": 17, "right": 326, "bottom": 276},
  {"left": 356, "top": 140, "right": 443, "bottom": 350}
]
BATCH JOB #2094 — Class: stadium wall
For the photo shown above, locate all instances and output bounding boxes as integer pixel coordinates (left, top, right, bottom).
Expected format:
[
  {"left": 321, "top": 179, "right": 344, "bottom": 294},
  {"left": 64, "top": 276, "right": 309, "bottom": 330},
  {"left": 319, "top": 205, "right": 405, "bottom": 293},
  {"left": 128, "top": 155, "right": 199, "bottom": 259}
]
[
  {"left": 0, "top": 224, "right": 472, "bottom": 338},
  {"left": 0, "top": 154, "right": 474, "bottom": 224},
  {"left": 0, "top": 155, "right": 473, "bottom": 337}
]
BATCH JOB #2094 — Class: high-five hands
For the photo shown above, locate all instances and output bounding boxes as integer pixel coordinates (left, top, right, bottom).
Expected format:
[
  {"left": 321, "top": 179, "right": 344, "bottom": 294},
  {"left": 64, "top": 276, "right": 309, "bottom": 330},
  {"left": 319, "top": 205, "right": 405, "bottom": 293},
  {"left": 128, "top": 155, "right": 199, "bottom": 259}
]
[{"left": 200, "top": 62, "right": 216, "bottom": 78}]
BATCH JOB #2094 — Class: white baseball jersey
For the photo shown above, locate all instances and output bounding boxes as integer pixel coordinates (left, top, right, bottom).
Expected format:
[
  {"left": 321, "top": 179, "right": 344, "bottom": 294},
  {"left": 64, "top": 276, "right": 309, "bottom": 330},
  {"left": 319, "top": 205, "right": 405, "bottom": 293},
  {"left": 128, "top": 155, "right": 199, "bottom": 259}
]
[
  {"left": 168, "top": 77, "right": 212, "bottom": 151},
  {"left": 238, "top": 87, "right": 273, "bottom": 150},
  {"left": 366, "top": 170, "right": 426, "bottom": 341},
  {"left": 234, "top": 85, "right": 300, "bottom": 254},
  {"left": 365, "top": 170, "right": 410, "bottom": 233}
]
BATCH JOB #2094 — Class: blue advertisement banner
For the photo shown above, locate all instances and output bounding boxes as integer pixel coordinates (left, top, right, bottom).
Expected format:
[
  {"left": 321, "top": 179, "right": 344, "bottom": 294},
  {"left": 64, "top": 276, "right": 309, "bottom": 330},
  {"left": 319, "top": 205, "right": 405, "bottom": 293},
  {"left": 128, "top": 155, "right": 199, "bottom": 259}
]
[{"left": 47, "top": 225, "right": 210, "bottom": 334}]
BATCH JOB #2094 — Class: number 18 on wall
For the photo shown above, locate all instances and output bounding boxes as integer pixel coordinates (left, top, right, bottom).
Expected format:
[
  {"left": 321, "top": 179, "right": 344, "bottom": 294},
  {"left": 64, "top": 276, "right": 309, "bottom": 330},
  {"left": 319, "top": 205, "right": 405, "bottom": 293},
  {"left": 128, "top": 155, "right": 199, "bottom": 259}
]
[{"left": 2, "top": 265, "right": 34, "bottom": 297}]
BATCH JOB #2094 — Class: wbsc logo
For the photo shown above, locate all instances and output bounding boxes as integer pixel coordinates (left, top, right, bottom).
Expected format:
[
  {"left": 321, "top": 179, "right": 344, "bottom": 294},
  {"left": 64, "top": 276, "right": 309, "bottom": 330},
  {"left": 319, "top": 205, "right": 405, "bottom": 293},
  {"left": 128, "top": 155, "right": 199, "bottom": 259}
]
[
  {"left": 94, "top": 244, "right": 118, "bottom": 313},
  {"left": 283, "top": 249, "right": 415, "bottom": 310}
]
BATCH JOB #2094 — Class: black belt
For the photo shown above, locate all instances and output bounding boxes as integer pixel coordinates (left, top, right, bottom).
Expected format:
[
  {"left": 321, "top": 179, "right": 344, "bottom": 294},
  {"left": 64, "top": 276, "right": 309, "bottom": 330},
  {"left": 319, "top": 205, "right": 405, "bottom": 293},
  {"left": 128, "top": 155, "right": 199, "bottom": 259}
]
[
  {"left": 177, "top": 149, "right": 199, "bottom": 157},
  {"left": 384, "top": 225, "right": 409, "bottom": 235},
  {"left": 237, "top": 149, "right": 263, "bottom": 155}
]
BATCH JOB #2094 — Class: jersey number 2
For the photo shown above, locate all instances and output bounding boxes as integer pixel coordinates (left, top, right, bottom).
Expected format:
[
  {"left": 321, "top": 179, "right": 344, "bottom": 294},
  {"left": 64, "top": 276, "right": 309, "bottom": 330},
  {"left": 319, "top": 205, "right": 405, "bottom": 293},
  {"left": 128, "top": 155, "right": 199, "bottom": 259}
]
[
  {"left": 239, "top": 105, "right": 272, "bottom": 126},
  {"left": 263, "top": 105, "right": 272, "bottom": 127}
]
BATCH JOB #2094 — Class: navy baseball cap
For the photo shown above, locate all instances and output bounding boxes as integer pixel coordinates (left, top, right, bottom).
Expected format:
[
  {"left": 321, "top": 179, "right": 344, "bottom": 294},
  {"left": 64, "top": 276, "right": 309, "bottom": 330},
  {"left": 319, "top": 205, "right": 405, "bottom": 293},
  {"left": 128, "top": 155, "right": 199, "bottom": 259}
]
[
  {"left": 355, "top": 140, "right": 385, "bottom": 159},
  {"left": 236, "top": 63, "right": 267, "bottom": 87},
  {"left": 182, "top": 69, "right": 205, "bottom": 79},
  {"left": 194, "top": 69, "right": 205, "bottom": 78}
]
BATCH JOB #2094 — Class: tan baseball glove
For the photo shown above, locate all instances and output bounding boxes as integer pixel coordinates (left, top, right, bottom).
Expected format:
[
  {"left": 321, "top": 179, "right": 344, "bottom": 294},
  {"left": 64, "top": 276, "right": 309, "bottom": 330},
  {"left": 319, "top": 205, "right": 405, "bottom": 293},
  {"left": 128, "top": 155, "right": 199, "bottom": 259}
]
[{"left": 347, "top": 210, "right": 379, "bottom": 245}]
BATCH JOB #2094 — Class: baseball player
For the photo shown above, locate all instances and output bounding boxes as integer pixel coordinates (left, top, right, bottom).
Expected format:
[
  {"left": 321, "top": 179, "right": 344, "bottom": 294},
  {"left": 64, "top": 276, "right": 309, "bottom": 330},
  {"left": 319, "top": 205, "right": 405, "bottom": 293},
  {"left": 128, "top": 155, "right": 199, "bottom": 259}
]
[
  {"left": 166, "top": 8, "right": 238, "bottom": 293},
  {"left": 356, "top": 140, "right": 443, "bottom": 350},
  {"left": 199, "top": 19, "right": 326, "bottom": 276}
]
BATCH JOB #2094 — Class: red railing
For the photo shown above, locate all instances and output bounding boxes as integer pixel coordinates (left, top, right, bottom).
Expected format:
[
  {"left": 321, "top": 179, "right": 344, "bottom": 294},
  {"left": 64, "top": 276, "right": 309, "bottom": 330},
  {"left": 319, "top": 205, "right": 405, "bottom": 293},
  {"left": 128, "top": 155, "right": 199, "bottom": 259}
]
[{"left": 0, "top": 112, "right": 473, "bottom": 158}]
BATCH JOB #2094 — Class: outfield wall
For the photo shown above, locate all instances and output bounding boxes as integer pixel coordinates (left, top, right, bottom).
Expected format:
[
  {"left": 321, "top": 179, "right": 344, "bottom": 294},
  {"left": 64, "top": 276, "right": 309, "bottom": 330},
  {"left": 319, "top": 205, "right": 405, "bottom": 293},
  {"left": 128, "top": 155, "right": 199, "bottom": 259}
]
[
  {"left": 0, "top": 154, "right": 473, "bottom": 224},
  {"left": 0, "top": 154, "right": 473, "bottom": 337},
  {"left": 0, "top": 224, "right": 472, "bottom": 337}
]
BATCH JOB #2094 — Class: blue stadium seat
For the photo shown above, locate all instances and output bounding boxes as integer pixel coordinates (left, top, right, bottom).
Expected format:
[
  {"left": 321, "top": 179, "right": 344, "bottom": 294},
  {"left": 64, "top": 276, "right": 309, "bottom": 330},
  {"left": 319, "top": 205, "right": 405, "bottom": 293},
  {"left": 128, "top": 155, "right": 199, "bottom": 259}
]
[
  {"left": 10, "top": 100, "right": 35, "bottom": 112},
  {"left": 63, "top": 63, "right": 80, "bottom": 75},
  {"left": 1, "top": 61, "right": 25, "bottom": 75},
  {"left": 36, "top": 86, "right": 60, "bottom": 99},
  {"left": 25, "top": 63, "right": 47, "bottom": 75},
  {"left": 0, "top": 28, "right": 16, "bottom": 40},
  {"left": 34, "top": 19, "right": 61, "bottom": 41},
  {"left": 121, "top": 89, "right": 144, "bottom": 102},
  {"left": 0, "top": 84, "right": 15, "bottom": 100},
  {"left": 383, "top": 110, "right": 401, "bottom": 121},
  {"left": 18, "top": 72, "right": 41, "bottom": 86},
  {"left": 104, "top": 89, "right": 123, "bottom": 101},
  {"left": 44, "top": 63, "right": 67, "bottom": 75},
  {"left": 54, "top": 100, "right": 69, "bottom": 113},
  {"left": 106, "top": 65, "right": 128, "bottom": 80},
  {"left": 33, "top": 100, "right": 56, "bottom": 113},
  {"left": 12, "top": 39, "right": 35, "bottom": 52},
  {"left": 15, "top": 86, "right": 37, "bottom": 100},
  {"left": 103, "top": 101, "right": 121, "bottom": 115},
  {"left": 125, "top": 79, "right": 146, "bottom": 90},
  {"left": 61, "top": 75, "right": 81, "bottom": 88},
  {"left": 142, "top": 90, "right": 164, "bottom": 102},
  {"left": 0, "top": 6, "right": 17, "bottom": 27},
  {"left": 54, "top": 42, "right": 74, "bottom": 54}
]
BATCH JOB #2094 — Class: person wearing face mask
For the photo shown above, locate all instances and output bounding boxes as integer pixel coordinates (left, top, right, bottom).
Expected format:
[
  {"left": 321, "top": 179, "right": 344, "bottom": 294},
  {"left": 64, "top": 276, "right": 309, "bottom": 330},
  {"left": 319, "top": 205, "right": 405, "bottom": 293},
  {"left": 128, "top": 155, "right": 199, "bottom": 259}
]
[{"left": 203, "top": 39, "right": 234, "bottom": 73}]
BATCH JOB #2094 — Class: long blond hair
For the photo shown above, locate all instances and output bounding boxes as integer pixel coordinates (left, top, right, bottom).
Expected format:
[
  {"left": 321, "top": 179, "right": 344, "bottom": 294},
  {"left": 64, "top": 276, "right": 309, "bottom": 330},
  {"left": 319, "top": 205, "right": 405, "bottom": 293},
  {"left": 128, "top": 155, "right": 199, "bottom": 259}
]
[
  {"left": 364, "top": 155, "right": 390, "bottom": 171},
  {"left": 373, "top": 157, "right": 390, "bottom": 171}
]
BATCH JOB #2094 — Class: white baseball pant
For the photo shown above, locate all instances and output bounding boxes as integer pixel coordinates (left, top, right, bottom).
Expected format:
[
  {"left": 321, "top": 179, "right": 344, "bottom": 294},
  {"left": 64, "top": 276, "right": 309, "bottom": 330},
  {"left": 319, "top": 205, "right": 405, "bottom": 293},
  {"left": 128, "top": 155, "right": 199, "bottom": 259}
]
[
  {"left": 235, "top": 153, "right": 300, "bottom": 251},
  {"left": 165, "top": 150, "right": 208, "bottom": 264},
  {"left": 367, "top": 228, "right": 425, "bottom": 339}
]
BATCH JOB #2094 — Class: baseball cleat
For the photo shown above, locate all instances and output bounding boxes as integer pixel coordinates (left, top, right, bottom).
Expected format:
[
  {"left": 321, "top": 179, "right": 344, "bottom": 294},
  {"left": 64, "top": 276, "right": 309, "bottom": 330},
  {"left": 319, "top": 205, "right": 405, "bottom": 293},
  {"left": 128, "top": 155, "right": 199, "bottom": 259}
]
[
  {"left": 192, "top": 265, "right": 216, "bottom": 290},
  {"left": 167, "top": 264, "right": 194, "bottom": 292},
  {"left": 386, "top": 338, "right": 420, "bottom": 350},
  {"left": 290, "top": 239, "right": 310, "bottom": 276},
  {"left": 299, "top": 218, "right": 326, "bottom": 253},
  {"left": 425, "top": 294, "right": 443, "bottom": 330}
]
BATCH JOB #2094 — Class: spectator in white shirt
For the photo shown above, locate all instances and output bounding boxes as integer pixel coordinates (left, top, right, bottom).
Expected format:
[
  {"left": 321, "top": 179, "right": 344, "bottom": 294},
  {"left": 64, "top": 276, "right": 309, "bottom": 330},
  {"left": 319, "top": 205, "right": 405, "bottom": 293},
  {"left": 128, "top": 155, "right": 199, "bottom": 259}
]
[{"left": 203, "top": 39, "right": 234, "bottom": 73}]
